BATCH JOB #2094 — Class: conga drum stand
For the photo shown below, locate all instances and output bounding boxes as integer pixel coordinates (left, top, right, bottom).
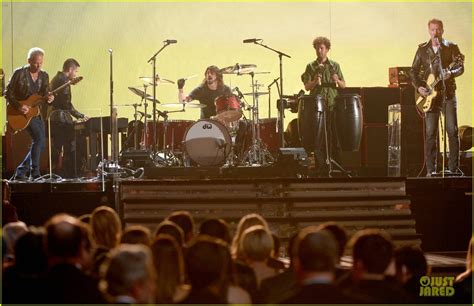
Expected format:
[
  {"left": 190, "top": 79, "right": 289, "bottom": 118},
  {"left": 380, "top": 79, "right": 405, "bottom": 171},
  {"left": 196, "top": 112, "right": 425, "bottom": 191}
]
[{"left": 322, "top": 108, "right": 351, "bottom": 178}]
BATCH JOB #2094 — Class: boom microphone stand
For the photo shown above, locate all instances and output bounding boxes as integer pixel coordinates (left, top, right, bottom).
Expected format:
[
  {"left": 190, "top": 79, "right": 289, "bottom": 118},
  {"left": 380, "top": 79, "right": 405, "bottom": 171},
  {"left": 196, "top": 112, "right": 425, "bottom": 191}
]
[
  {"left": 245, "top": 39, "right": 290, "bottom": 148},
  {"left": 147, "top": 40, "right": 176, "bottom": 155}
]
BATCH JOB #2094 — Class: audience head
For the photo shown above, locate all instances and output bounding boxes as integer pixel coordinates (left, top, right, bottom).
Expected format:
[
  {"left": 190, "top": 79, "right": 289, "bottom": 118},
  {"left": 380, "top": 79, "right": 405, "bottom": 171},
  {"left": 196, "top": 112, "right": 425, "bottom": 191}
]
[
  {"left": 45, "top": 214, "right": 93, "bottom": 267},
  {"left": 186, "top": 235, "right": 231, "bottom": 294},
  {"left": 14, "top": 227, "right": 48, "bottom": 275},
  {"left": 349, "top": 229, "right": 394, "bottom": 277},
  {"left": 293, "top": 227, "right": 338, "bottom": 279},
  {"left": 78, "top": 214, "right": 91, "bottom": 224},
  {"left": 232, "top": 213, "right": 269, "bottom": 258},
  {"left": 121, "top": 225, "right": 151, "bottom": 246},
  {"left": 166, "top": 211, "right": 195, "bottom": 244},
  {"left": 90, "top": 206, "right": 122, "bottom": 249},
  {"left": 394, "top": 245, "right": 428, "bottom": 284},
  {"left": 150, "top": 234, "right": 185, "bottom": 303},
  {"left": 100, "top": 244, "right": 156, "bottom": 304},
  {"left": 154, "top": 220, "right": 184, "bottom": 247},
  {"left": 3, "top": 221, "right": 28, "bottom": 258},
  {"left": 240, "top": 225, "right": 274, "bottom": 263},
  {"left": 199, "top": 218, "right": 231, "bottom": 244},
  {"left": 317, "top": 221, "right": 348, "bottom": 259}
]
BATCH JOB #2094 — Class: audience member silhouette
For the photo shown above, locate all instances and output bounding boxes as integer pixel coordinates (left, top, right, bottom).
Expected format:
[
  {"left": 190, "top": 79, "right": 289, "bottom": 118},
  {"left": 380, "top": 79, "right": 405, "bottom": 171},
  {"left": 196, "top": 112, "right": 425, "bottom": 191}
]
[
  {"left": 199, "top": 218, "right": 231, "bottom": 244},
  {"left": 150, "top": 234, "right": 189, "bottom": 303},
  {"left": 283, "top": 227, "right": 356, "bottom": 303},
  {"left": 41, "top": 214, "right": 105, "bottom": 303},
  {"left": 100, "top": 244, "right": 156, "bottom": 303},
  {"left": 120, "top": 225, "right": 151, "bottom": 246},
  {"left": 167, "top": 210, "right": 195, "bottom": 245}
]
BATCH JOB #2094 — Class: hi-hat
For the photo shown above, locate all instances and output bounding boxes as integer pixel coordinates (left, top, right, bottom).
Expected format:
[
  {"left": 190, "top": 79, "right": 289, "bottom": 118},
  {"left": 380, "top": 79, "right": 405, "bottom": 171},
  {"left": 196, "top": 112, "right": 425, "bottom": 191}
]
[
  {"left": 128, "top": 87, "right": 159, "bottom": 103},
  {"left": 243, "top": 91, "right": 269, "bottom": 97},
  {"left": 221, "top": 64, "right": 257, "bottom": 75},
  {"left": 139, "top": 74, "right": 174, "bottom": 85},
  {"left": 161, "top": 102, "right": 207, "bottom": 109}
]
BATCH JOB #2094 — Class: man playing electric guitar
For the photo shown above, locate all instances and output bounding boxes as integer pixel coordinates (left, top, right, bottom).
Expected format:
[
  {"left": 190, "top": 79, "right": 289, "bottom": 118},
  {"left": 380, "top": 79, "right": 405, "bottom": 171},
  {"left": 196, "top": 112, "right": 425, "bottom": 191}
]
[
  {"left": 410, "top": 18, "right": 465, "bottom": 177},
  {"left": 5, "top": 47, "right": 54, "bottom": 181}
]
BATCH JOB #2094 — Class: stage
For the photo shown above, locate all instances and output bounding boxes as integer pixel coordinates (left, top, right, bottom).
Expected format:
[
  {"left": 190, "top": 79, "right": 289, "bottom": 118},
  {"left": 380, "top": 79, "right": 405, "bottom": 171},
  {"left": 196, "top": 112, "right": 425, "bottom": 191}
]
[{"left": 4, "top": 174, "right": 471, "bottom": 255}]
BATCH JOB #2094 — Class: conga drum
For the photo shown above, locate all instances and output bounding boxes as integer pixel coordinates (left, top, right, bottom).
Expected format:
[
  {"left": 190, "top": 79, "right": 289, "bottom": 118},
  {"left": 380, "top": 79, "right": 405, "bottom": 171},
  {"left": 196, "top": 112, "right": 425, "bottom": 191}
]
[
  {"left": 297, "top": 95, "right": 326, "bottom": 153},
  {"left": 334, "top": 94, "right": 363, "bottom": 151}
]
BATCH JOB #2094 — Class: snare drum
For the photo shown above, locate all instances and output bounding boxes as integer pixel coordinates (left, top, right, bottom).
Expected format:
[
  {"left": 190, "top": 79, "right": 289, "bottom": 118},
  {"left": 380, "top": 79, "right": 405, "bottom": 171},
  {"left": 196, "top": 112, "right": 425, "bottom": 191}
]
[
  {"left": 184, "top": 119, "right": 231, "bottom": 166},
  {"left": 215, "top": 95, "right": 242, "bottom": 122}
]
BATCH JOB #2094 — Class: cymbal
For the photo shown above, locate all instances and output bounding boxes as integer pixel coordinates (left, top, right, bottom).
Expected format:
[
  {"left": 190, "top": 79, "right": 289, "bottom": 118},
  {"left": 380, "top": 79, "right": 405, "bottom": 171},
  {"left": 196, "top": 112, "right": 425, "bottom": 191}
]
[
  {"left": 139, "top": 75, "right": 174, "bottom": 85},
  {"left": 220, "top": 64, "right": 257, "bottom": 75},
  {"left": 161, "top": 102, "right": 207, "bottom": 109},
  {"left": 243, "top": 91, "right": 269, "bottom": 96},
  {"left": 128, "top": 87, "right": 159, "bottom": 103}
]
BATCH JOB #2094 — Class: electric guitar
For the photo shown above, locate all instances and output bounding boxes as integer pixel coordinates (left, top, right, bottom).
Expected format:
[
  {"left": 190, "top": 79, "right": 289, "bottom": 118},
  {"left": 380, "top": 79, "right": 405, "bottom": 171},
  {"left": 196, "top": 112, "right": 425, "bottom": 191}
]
[
  {"left": 7, "top": 76, "right": 83, "bottom": 133},
  {"left": 416, "top": 55, "right": 464, "bottom": 113}
]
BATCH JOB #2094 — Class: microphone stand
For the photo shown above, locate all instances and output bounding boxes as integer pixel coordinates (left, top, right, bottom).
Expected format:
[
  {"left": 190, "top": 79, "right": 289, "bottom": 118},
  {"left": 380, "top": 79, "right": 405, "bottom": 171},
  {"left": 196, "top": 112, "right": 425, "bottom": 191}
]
[
  {"left": 249, "top": 41, "right": 290, "bottom": 148},
  {"left": 436, "top": 42, "right": 447, "bottom": 177},
  {"left": 267, "top": 77, "right": 280, "bottom": 119},
  {"left": 147, "top": 42, "right": 174, "bottom": 156}
]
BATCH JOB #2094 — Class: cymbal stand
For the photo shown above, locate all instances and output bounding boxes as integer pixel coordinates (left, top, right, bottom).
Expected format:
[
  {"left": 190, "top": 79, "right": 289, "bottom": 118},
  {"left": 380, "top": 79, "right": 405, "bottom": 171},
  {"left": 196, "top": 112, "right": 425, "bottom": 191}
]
[
  {"left": 147, "top": 41, "right": 175, "bottom": 155},
  {"left": 142, "top": 84, "right": 149, "bottom": 150},
  {"left": 241, "top": 72, "right": 274, "bottom": 166},
  {"left": 153, "top": 108, "right": 184, "bottom": 167}
]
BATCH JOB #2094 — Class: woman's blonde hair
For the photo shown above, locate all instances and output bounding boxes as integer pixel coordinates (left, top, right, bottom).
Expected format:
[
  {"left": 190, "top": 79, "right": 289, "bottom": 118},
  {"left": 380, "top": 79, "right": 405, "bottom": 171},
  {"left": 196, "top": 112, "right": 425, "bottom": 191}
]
[
  {"left": 240, "top": 225, "right": 273, "bottom": 262},
  {"left": 90, "top": 206, "right": 122, "bottom": 249},
  {"left": 231, "top": 213, "right": 269, "bottom": 259}
]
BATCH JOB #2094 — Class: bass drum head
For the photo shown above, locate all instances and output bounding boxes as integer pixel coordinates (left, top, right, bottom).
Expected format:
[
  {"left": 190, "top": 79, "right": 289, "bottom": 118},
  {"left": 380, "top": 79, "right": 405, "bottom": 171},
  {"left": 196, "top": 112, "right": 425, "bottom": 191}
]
[{"left": 184, "top": 119, "right": 231, "bottom": 166}]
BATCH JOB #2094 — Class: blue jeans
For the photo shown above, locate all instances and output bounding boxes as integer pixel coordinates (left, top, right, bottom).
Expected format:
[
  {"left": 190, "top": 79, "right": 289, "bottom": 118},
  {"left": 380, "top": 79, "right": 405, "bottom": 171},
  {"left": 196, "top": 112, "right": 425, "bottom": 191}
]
[
  {"left": 425, "top": 96, "right": 459, "bottom": 173},
  {"left": 15, "top": 116, "right": 46, "bottom": 177}
]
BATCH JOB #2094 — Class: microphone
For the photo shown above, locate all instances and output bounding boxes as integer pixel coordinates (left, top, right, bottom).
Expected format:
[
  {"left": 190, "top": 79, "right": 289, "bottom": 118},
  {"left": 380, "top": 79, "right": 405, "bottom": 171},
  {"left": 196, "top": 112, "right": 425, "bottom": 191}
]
[
  {"left": 243, "top": 38, "right": 261, "bottom": 43},
  {"left": 108, "top": 49, "right": 113, "bottom": 54},
  {"left": 233, "top": 87, "right": 244, "bottom": 99},
  {"left": 164, "top": 39, "right": 177, "bottom": 44}
]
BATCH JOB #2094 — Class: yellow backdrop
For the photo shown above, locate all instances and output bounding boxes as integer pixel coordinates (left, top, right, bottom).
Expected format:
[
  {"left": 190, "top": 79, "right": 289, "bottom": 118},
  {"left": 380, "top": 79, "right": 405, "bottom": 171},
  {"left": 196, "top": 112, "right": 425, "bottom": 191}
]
[{"left": 1, "top": 1, "right": 472, "bottom": 129}]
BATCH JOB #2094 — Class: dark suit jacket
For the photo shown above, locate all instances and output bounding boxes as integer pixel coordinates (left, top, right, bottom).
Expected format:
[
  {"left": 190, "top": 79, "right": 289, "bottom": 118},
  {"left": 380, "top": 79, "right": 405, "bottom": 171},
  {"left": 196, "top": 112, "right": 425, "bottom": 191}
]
[
  {"left": 283, "top": 283, "right": 358, "bottom": 304},
  {"left": 40, "top": 263, "right": 106, "bottom": 304},
  {"left": 259, "top": 267, "right": 299, "bottom": 304}
]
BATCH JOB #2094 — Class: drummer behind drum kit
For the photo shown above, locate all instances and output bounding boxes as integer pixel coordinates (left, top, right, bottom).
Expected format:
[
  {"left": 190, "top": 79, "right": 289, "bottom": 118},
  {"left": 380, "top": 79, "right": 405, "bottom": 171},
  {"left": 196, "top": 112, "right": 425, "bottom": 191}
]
[{"left": 121, "top": 63, "right": 276, "bottom": 169}]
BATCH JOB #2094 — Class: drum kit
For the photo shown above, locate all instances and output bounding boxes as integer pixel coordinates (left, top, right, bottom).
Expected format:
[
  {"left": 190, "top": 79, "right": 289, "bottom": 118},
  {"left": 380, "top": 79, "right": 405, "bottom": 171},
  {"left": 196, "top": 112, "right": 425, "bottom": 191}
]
[{"left": 121, "top": 63, "right": 276, "bottom": 168}]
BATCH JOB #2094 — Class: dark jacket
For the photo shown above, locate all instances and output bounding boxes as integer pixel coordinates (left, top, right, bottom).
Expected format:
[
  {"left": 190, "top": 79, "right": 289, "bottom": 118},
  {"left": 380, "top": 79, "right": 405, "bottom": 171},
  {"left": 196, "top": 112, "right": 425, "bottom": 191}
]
[
  {"left": 410, "top": 39, "right": 464, "bottom": 103},
  {"left": 49, "top": 71, "right": 84, "bottom": 123},
  {"left": 5, "top": 65, "right": 49, "bottom": 110}
]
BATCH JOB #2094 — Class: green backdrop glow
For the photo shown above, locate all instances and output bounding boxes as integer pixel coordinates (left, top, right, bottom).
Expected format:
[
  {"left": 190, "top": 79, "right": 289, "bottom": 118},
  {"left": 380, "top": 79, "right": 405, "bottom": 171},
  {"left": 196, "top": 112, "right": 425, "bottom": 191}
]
[{"left": 1, "top": 1, "right": 472, "bottom": 129}]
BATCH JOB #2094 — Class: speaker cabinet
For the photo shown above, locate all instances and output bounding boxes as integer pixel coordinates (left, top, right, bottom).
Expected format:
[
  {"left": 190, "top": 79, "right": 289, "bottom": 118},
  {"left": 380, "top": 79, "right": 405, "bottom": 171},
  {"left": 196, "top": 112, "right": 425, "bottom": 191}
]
[{"left": 338, "top": 87, "right": 423, "bottom": 176}]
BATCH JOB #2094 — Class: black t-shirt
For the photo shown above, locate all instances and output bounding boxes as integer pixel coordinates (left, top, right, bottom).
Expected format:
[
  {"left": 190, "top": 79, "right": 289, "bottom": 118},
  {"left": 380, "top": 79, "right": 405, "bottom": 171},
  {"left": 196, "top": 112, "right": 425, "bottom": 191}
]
[{"left": 189, "top": 84, "right": 232, "bottom": 119}]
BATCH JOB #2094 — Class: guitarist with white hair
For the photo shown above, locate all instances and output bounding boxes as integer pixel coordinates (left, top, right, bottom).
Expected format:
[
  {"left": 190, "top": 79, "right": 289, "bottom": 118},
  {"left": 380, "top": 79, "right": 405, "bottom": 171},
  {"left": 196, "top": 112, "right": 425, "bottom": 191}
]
[
  {"left": 410, "top": 18, "right": 465, "bottom": 177},
  {"left": 5, "top": 47, "right": 54, "bottom": 181}
]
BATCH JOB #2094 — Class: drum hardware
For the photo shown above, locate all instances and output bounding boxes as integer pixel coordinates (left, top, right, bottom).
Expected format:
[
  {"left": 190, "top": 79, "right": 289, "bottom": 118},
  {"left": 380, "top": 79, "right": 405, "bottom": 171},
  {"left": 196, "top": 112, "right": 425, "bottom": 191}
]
[
  {"left": 128, "top": 86, "right": 159, "bottom": 103},
  {"left": 119, "top": 103, "right": 146, "bottom": 151},
  {"left": 240, "top": 73, "right": 274, "bottom": 166},
  {"left": 139, "top": 74, "right": 175, "bottom": 86},
  {"left": 183, "top": 119, "right": 232, "bottom": 167},
  {"left": 243, "top": 40, "right": 291, "bottom": 148},
  {"left": 161, "top": 102, "right": 207, "bottom": 109},
  {"left": 147, "top": 41, "right": 176, "bottom": 162},
  {"left": 214, "top": 95, "right": 243, "bottom": 123},
  {"left": 153, "top": 108, "right": 185, "bottom": 167},
  {"left": 221, "top": 63, "right": 257, "bottom": 75},
  {"left": 243, "top": 91, "right": 269, "bottom": 97},
  {"left": 267, "top": 77, "right": 280, "bottom": 118}
]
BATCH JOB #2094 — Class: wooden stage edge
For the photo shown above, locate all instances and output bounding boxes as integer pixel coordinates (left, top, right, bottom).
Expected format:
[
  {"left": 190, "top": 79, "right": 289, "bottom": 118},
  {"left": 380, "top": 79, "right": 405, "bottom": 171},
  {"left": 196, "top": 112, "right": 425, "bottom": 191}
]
[{"left": 3, "top": 176, "right": 472, "bottom": 256}]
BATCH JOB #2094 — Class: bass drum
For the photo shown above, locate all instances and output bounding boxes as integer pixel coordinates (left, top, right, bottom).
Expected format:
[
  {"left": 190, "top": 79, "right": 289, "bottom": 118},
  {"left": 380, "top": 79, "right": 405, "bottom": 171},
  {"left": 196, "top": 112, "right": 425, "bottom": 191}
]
[{"left": 184, "top": 119, "right": 232, "bottom": 166}]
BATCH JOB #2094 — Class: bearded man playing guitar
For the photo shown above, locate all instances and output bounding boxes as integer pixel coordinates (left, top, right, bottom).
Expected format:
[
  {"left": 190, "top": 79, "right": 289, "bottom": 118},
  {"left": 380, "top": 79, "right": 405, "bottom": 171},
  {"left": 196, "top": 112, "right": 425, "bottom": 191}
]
[
  {"left": 5, "top": 47, "right": 54, "bottom": 181},
  {"left": 410, "top": 19, "right": 465, "bottom": 177}
]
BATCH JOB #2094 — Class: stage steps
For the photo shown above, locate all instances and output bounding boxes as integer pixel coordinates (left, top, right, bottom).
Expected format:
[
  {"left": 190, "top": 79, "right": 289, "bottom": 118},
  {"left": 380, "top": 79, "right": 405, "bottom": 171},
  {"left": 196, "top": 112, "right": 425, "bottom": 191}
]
[{"left": 120, "top": 177, "right": 421, "bottom": 247}]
